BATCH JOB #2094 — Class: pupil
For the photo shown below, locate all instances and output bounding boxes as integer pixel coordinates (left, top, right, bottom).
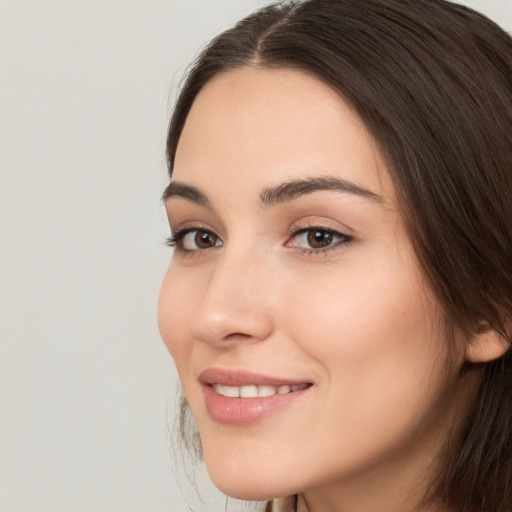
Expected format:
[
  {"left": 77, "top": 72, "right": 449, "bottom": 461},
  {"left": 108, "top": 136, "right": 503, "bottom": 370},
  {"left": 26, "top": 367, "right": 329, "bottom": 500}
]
[{"left": 308, "top": 230, "right": 332, "bottom": 248}]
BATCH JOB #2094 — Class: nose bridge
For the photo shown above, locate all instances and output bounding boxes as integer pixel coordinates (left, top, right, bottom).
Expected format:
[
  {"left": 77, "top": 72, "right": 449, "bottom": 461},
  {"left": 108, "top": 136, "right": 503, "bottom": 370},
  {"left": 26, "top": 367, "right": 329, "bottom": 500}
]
[{"left": 189, "top": 241, "right": 275, "bottom": 346}]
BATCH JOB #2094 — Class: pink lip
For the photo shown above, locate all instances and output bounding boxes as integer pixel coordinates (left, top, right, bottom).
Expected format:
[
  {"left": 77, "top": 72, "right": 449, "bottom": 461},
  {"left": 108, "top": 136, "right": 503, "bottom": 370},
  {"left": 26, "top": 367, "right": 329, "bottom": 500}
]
[
  {"left": 199, "top": 367, "right": 310, "bottom": 387},
  {"left": 199, "top": 367, "right": 313, "bottom": 425}
]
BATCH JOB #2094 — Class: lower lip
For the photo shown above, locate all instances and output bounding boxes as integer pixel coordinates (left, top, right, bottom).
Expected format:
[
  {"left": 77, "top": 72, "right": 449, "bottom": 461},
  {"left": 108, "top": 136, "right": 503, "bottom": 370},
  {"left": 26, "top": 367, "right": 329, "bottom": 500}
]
[{"left": 203, "top": 385, "right": 310, "bottom": 425}]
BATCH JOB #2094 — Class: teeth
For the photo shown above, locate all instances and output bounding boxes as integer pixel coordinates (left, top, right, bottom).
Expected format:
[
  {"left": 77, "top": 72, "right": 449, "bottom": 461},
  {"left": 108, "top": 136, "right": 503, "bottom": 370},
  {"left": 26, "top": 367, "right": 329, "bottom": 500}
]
[
  {"left": 212, "top": 383, "right": 309, "bottom": 398},
  {"left": 257, "top": 385, "right": 276, "bottom": 397},
  {"left": 213, "top": 384, "right": 239, "bottom": 397},
  {"left": 240, "top": 385, "right": 258, "bottom": 398}
]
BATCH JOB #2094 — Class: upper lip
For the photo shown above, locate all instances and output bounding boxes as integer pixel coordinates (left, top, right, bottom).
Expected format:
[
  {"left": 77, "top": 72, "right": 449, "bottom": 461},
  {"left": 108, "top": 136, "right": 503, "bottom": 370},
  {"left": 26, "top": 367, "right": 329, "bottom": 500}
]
[{"left": 199, "top": 367, "right": 312, "bottom": 387}]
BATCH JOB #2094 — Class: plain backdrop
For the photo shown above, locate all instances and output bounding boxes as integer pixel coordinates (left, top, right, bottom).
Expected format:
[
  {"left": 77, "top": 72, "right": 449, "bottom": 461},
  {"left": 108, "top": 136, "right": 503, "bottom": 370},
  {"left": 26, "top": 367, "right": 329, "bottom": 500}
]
[{"left": 1, "top": 1, "right": 511, "bottom": 511}]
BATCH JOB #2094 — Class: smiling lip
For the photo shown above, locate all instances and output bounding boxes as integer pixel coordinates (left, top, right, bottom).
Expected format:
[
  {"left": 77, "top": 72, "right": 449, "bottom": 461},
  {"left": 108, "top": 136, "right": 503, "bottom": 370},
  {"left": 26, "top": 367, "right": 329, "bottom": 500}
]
[{"left": 199, "top": 368, "right": 313, "bottom": 425}]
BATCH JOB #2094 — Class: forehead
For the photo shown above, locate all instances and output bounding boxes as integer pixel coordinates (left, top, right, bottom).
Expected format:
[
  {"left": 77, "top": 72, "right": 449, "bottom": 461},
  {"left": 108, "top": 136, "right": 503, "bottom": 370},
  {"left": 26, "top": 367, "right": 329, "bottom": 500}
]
[{"left": 173, "top": 66, "right": 394, "bottom": 202}]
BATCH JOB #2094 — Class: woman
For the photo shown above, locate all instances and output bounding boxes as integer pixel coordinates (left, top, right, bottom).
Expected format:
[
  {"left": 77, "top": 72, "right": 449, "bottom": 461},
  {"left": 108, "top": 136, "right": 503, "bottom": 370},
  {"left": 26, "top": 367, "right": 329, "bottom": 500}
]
[{"left": 158, "top": 1, "right": 512, "bottom": 510}]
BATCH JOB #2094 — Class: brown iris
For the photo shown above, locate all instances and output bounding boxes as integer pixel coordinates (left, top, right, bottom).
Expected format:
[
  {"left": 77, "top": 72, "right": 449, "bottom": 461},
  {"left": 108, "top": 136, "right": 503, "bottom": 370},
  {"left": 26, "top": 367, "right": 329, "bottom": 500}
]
[
  {"left": 307, "top": 229, "right": 333, "bottom": 248},
  {"left": 195, "top": 230, "right": 219, "bottom": 249}
]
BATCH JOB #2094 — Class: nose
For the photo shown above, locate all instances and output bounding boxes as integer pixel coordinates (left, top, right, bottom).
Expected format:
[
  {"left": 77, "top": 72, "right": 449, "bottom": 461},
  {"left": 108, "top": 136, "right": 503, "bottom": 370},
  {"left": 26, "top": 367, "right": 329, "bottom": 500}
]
[{"left": 189, "top": 248, "right": 275, "bottom": 347}]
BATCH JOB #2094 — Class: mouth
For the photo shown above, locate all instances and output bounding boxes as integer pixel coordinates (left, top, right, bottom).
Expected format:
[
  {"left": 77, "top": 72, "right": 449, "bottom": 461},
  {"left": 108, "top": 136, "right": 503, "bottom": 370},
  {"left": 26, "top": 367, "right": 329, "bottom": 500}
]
[{"left": 199, "top": 368, "right": 313, "bottom": 425}]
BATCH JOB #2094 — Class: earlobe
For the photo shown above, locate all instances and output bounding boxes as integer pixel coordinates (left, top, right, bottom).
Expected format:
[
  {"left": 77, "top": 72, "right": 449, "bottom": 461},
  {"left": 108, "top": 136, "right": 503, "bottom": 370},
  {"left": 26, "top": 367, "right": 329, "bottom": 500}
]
[{"left": 465, "top": 321, "right": 511, "bottom": 363}]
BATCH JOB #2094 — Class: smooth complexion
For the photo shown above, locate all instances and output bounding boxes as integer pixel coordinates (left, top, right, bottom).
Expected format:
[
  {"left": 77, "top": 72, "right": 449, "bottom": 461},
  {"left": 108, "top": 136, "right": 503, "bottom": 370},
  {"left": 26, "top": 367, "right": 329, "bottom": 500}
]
[{"left": 158, "top": 67, "right": 480, "bottom": 512}]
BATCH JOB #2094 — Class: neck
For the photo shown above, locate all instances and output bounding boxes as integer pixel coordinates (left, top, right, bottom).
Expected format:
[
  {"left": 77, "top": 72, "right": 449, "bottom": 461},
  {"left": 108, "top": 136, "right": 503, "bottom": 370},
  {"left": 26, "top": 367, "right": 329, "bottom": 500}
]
[{"left": 296, "top": 495, "right": 448, "bottom": 512}]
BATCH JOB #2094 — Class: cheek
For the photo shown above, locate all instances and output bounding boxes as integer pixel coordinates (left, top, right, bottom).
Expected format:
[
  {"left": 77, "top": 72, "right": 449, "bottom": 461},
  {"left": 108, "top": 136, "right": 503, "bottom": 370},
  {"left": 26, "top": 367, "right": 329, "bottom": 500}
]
[
  {"left": 291, "top": 264, "right": 431, "bottom": 351},
  {"left": 278, "top": 264, "right": 454, "bottom": 472},
  {"left": 287, "top": 252, "right": 446, "bottom": 407},
  {"left": 157, "top": 264, "right": 196, "bottom": 376}
]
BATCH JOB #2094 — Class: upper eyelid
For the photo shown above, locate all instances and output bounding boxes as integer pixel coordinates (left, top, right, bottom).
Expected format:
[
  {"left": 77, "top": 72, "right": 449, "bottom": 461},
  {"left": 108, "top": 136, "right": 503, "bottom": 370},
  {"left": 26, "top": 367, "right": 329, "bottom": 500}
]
[
  {"left": 292, "top": 226, "right": 347, "bottom": 236},
  {"left": 171, "top": 225, "right": 220, "bottom": 241},
  {"left": 170, "top": 220, "right": 216, "bottom": 233},
  {"left": 169, "top": 218, "right": 354, "bottom": 244},
  {"left": 288, "top": 218, "right": 354, "bottom": 236}
]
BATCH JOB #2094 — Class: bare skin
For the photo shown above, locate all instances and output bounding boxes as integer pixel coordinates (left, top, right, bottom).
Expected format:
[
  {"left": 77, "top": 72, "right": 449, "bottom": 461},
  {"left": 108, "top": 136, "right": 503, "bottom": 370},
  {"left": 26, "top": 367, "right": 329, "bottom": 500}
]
[{"left": 158, "top": 67, "right": 501, "bottom": 512}]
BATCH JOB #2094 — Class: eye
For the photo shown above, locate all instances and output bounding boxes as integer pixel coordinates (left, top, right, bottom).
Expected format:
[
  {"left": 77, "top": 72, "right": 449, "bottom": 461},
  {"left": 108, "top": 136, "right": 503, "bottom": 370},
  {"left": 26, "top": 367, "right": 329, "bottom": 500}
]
[
  {"left": 166, "top": 228, "right": 222, "bottom": 252},
  {"left": 286, "top": 227, "right": 352, "bottom": 252},
  {"left": 182, "top": 230, "right": 221, "bottom": 250}
]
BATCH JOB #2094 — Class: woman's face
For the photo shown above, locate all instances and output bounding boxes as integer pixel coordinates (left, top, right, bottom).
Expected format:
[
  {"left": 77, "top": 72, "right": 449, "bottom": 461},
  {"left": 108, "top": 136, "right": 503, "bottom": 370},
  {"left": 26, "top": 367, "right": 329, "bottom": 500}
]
[{"left": 158, "top": 67, "right": 471, "bottom": 505}]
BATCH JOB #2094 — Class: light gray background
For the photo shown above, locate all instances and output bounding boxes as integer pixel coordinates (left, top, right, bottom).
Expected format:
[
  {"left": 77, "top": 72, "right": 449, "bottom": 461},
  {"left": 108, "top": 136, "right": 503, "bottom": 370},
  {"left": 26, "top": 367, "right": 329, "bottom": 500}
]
[{"left": 1, "top": 1, "right": 510, "bottom": 511}]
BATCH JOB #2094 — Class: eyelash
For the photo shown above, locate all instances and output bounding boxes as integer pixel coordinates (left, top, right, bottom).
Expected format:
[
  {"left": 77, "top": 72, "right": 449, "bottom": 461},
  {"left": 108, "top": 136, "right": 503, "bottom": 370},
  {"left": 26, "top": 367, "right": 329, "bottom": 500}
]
[{"left": 165, "top": 224, "right": 353, "bottom": 256}]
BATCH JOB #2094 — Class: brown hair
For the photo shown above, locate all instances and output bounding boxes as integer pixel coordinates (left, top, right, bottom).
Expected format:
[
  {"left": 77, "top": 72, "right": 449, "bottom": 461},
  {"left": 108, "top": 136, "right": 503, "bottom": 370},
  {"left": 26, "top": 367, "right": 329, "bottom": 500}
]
[{"left": 166, "top": 1, "right": 512, "bottom": 510}]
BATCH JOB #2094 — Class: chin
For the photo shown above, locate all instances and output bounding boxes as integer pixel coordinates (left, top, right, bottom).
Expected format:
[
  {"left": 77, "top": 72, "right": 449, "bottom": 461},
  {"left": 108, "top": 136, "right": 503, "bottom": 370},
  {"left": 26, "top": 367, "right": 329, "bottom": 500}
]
[
  {"left": 202, "top": 448, "right": 292, "bottom": 502},
  {"left": 208, "top": 471, "right": 280, "bottom": 501},
  {"left": 212, "top": 481, "right": 277, "bottom": 502}
]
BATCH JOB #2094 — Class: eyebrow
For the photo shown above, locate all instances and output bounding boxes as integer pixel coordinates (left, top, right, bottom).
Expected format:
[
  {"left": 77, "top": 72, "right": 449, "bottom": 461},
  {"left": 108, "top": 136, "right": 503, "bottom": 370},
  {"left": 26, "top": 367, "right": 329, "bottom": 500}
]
[
  {"left": 162, "top": 175, "right": 382, "bottom": 208},
  {"left": 260, "top": 176, "right": 382, "bottom": 205},
  {"left": 162, "top": 181, "right": 212, "bottom": 209}
]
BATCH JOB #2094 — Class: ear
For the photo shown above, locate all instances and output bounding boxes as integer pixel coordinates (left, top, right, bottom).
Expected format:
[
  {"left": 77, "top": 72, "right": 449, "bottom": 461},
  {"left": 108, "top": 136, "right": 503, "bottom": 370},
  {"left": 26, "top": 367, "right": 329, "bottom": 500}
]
[{"left": 465, "top": 321, "right": 510, "bottom": 363}]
